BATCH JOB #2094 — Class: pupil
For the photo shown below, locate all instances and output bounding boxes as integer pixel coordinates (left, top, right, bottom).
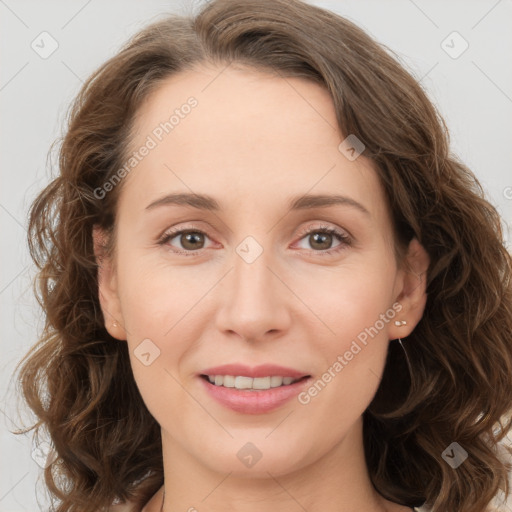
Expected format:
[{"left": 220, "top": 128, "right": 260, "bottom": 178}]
[
  {"left": 311, "top": 232, "right": 331, "bottom": 250},
  {"left": 183, "top": 232, "right": 203, "bottom": 250}
]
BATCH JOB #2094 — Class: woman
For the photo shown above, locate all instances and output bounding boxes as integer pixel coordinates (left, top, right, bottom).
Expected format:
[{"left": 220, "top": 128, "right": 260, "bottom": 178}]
[{"left": 14, "top": 0, "right": 512, "bottom": 511}]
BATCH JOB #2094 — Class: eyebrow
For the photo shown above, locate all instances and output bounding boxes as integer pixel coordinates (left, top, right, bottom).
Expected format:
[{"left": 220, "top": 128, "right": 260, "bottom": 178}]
[{"left": 145, "top": 192, "right": 370, "bottom": 216}]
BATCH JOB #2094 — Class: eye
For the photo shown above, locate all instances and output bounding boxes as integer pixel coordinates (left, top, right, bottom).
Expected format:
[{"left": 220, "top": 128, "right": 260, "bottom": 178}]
[
  {"left": 294, "top": 224, "right": 352, "bottom": 255},
  {"left": 157, "top": 223, "right": 352, "bottom": 257},
  {"left": 157, "top": 228, "right": 213, "bottom": 256}
]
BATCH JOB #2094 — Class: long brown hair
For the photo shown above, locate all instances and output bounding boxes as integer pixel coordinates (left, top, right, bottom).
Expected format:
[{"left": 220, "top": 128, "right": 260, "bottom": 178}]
[{"left": 13, "top": 1, "right": 512, "bottom": 511}]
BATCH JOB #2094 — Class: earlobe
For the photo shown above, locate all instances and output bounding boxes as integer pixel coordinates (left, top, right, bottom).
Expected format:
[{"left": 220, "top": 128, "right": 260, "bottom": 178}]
[
  {"left": 389, "top": 238, "right": 430, "bottom": 340},
  {"left": 92, "top": 225, "right": 127, "bottom": 340}
]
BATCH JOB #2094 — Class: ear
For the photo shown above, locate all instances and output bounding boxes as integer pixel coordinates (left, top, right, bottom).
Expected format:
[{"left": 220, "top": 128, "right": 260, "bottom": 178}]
[
  {"left": 92, "top": 224, "right": 127, "bottom": 340},
  {"left": 388, "top": 238, "right": 430, "bottom": 341}
]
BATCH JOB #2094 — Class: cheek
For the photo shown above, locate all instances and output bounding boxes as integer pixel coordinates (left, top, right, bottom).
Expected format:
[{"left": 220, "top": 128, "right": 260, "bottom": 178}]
[
  {"left": 291, "top": 257, "right": 397, "bottom": 416},
  {"left": 296, "top": 279, "right": 394, "bottom": 434},
  {"left": 116, "top": 261, "right": 205, "bottom": 422},
  {"left": 116, "top": 251, "right": 202, "bottom": 334},
  {"left": 292, "top": 258, "right": 396, "bottom": 347}
]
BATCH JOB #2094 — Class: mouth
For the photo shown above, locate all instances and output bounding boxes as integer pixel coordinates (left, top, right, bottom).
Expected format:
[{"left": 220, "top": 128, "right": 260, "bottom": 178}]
[
  {"left": 199, "top": 374, "right": 310, "bottom": 391},
  {"left": 198, "top": 371, "right": 312, "bottom": 414}
]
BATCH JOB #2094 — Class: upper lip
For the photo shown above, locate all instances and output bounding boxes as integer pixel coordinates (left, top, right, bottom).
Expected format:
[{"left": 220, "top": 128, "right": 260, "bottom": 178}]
[{"left": 200, "top": 364, "right": 310, "bottom": 379}]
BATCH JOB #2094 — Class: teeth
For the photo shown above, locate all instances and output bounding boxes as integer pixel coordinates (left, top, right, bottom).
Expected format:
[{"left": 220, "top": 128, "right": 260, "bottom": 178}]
[
  {"left": 207, "top": 375, "right": 299, "bottom": 390},
  {"left": 253, "top": 377, "right": 271, "bottom": 389},
  {"left": 270, "top": 376, "right": 283, "bottom": 387},
  {"left": 235, "top": 376, "right": 253, "bottom": 389},
  {"left": 223, "top": 375, "right": 235, "bottom": 387}
]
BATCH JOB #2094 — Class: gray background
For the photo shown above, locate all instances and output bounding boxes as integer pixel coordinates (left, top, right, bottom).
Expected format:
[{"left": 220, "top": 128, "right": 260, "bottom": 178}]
[{"left": 1, "top": 0, "right": 511, "bottom": 510}]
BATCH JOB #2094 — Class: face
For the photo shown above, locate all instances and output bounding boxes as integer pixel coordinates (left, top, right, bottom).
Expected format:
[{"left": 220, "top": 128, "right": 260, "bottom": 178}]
[{"left": 94, "top": 64, "right": 429, "bottom": 479}]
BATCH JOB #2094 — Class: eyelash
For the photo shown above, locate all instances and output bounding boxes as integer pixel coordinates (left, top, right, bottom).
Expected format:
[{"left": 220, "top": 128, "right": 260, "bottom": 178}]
[{"left": 157, "top": 223, "right": 352, "bottom": 257}]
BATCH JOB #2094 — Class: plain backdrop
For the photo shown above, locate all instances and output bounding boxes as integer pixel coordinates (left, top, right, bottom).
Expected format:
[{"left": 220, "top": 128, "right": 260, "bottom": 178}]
[{"left": 1, "top": 1, "right": 511, "bottom": 511}]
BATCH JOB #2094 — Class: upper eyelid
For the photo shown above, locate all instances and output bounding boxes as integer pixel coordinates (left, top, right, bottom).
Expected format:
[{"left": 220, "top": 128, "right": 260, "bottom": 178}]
[
  {"left": 161, "top": 221, "right": 348, "bottom": 237},
  {"left": 296, "top": 223, "right": 350, "bottom": 237}
]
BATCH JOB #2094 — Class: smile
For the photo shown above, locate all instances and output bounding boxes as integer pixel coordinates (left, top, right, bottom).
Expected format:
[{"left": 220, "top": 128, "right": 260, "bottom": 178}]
[
  {"left": 202, "top": 374, "right": 306, "bottom": 390},
  {"left": 198, "top": 374, "right": 311, "bottom": 414}
]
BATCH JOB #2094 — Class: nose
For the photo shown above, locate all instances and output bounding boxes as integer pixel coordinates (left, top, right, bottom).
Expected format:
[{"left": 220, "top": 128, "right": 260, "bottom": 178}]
[{"left": 215, "top": 240, "right": 292, "bottom": 343}]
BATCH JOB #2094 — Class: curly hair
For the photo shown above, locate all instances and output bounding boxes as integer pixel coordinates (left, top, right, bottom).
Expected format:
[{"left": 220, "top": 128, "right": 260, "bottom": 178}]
[{"left": 13, "top": 0, "right": 512, "bottom": 511}]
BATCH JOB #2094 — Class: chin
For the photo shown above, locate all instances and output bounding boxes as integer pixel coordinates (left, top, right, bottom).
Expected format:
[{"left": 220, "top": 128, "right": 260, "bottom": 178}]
[{"left": 197, "top": 440, "right": 311, "bottom": 478}]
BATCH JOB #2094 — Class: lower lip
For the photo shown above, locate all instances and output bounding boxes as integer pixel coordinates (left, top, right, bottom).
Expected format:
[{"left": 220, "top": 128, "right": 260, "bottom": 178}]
[{"left": 198, "top": 376, "right": 311, "bottom": 414}]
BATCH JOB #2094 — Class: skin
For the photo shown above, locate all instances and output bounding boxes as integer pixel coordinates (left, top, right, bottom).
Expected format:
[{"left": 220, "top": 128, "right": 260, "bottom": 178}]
[{"left": 94, "top": 63, "right": 429, "bottom": 512}]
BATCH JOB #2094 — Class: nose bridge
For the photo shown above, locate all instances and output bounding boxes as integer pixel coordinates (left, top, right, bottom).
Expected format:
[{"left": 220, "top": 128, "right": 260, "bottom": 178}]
[
  {"left": 215, "top": 232, "right": 291, "bottom": 339},
  {"left": 234, "top": 234, "right": 274, "bottom": 296},
  {"left": 232, "top": 233, "right": 279, "bottom": 307}
]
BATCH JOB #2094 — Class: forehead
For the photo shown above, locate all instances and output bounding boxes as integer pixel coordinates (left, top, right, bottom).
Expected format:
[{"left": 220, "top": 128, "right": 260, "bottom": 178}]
[
  {"left": 120, "top": 64, "right": 388, "bottom": 222},
  {"left": 131, "top": 64, "right": 341, "bottom": 162}
]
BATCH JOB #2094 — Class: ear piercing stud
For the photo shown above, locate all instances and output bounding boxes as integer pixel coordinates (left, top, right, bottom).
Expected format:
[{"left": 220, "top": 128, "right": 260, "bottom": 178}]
[
  {"left": 112, "top": 321, "right": 118, "bottom": 328},
  {"left": 394, "top": 320, "right": 407, "bottom": 326}
]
